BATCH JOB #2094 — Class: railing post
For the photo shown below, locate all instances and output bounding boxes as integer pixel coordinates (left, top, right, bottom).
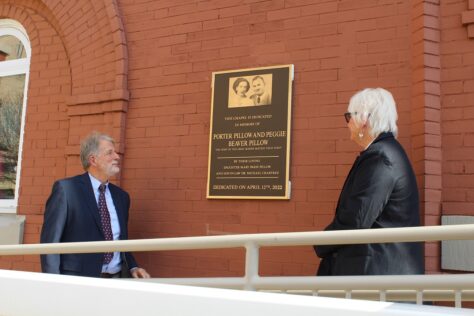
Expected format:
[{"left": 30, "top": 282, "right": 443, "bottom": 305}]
[
  {"left": 455, "top": 290, "right": 462, "bottom": 308},
  {"left": 345, "top": 290, "right": 352, "bottom": 299},
  {"left": 380, "top": 290, "right": 386, "bottom": 302},
  {"left": 416, "top": 290, "right": 423, "bottom": 305},
  {"left": 244, "top": 242, "right": 259, "bottom": 291}
]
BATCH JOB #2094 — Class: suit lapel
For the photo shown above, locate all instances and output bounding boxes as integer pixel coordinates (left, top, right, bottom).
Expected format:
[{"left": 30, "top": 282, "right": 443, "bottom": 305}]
[{"left": 78, "top": 173, "right": 104, "bottom": 237}]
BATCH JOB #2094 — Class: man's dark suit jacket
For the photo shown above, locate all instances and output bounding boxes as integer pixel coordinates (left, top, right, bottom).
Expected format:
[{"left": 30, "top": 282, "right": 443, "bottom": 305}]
[{"left": 40, "top": 173, "right": 138, "bottom": 277}]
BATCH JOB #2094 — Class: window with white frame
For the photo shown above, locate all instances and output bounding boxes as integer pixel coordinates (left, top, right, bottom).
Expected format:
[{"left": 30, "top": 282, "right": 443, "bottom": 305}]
[{"left": 0, "top": 19, "right": 31, "bottom": 213}]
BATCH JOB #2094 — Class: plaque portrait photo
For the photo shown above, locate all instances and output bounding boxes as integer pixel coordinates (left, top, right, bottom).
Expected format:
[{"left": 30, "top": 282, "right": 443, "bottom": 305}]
[
  {"left": 228, "top": 74, "right": 273, "bottom": 108},
  {"left": 207, "top": 65, "right": 294, "bottom": 199}
]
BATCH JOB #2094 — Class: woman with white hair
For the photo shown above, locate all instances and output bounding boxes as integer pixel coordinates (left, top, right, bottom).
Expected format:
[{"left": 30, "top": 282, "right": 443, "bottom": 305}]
[{"left": 314, "top": 88, "right": 424, "bottom": 276}]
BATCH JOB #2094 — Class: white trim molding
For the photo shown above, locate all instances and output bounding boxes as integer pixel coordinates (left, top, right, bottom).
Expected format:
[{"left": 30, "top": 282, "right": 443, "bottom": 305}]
[{"left": 0, "top": 19, "right": 31, "bottom": 213}]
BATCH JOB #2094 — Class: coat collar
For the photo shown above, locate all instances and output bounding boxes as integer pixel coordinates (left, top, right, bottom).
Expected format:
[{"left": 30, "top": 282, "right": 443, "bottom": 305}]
[
  {"left": 78, "top": 173, "right": 103, "bottom": 234},
  {"left": 360, "top": 132, "right": 394, "bottom": 154},
  {"left": 373, "top": 132, "right": 394, "bottom": 143}
]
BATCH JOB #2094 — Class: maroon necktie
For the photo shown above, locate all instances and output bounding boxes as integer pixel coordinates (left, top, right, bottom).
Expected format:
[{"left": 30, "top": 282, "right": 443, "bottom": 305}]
[
  {"left": 257, "top": 96, "right": 261, "bottom": 104},
  {"left": 98, "top": 184, "right": 113, "bottom": 263}
]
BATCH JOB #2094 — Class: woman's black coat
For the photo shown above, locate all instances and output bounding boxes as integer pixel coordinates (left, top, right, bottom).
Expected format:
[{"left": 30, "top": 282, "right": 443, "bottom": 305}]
[{"left": 314, "top": 132, "right": 424, "bottom": 275}]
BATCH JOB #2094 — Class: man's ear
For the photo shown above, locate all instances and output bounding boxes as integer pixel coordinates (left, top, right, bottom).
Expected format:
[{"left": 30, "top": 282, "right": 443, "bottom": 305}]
[{"left": 88, "top": 155, "right": 97, "bottom": 167}]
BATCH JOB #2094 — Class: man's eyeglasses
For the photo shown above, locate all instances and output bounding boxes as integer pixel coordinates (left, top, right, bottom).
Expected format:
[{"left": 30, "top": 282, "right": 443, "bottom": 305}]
[{"left": 344, "top": 112, "right": 356, "bottom": 123}]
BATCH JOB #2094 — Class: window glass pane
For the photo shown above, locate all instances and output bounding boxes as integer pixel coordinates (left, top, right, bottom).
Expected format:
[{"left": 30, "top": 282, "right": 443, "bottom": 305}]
[
  {"left": 0, "top": 35, "right": 26, "bottom": 61},
  {"left": 0, "top": 74, "right": 25, "bottom": 199}
]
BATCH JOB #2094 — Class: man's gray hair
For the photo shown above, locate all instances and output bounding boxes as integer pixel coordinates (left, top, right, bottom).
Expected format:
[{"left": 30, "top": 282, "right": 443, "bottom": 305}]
[
  {"left": 348, "top": 87, "right": 398, "bottom": 138},
  {"left": 80, "top": 132, "right": 115, "bottom": 170}
]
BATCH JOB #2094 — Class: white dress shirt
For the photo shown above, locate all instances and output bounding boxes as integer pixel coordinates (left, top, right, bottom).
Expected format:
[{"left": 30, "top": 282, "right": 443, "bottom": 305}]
[{"left": 89, "top": 174, "right": 122, "bottom": 274}]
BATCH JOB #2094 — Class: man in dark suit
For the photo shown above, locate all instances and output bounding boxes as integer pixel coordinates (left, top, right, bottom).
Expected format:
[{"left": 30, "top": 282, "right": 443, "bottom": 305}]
[{"left": 40, "top": 132, "right": 150, "bottom": 278}]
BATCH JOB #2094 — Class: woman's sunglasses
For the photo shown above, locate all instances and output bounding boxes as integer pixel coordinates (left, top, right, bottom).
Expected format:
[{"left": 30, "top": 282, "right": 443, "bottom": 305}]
[{"left": 344, "top": 112, "right": 370, "bottom": 123}]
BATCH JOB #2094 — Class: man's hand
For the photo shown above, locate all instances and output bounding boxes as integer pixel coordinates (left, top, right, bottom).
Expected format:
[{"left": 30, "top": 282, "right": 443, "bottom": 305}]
[{"left": 131, "top": 267, "right": 150, "bottom": 278}]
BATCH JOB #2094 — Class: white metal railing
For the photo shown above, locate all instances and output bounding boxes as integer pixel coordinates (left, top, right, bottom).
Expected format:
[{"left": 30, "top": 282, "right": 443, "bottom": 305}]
[{"left": 1, "top": 224, "right": 474, "bottom": 308}]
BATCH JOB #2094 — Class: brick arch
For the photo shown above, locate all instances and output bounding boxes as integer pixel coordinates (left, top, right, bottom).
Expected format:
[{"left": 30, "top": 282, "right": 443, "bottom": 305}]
[
  {"left": 0, "top": 2, "right": 71, "bottom": 271},
  {"left": 0, "top": 0, "right": 129, "bottom": 103},
  {"left": 0, "top": 1, "right": 57, "bottom": 59},
  {"left": 39, "top": 0, "right": 130, "bottom": 161},
  {"left": 1, "top": 0, "right": 130, "bottom": 179},
  {"left": 40, "top": 0, "right": 129, "bottom": 103}
]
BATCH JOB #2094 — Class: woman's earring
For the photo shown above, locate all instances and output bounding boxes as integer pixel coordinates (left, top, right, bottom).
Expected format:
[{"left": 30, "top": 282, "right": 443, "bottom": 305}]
[{"left": 358, "top": 132, "right": 364, "bottom": 139}]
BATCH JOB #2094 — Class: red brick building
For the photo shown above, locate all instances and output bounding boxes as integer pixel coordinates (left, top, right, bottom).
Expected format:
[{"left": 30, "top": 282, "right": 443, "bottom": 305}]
[{"left": 0, "top": 0, "right": 470, "bottom": 277}]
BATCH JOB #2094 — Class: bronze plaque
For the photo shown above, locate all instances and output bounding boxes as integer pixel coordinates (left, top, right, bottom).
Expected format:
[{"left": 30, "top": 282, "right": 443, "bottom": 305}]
[{"left": 207, "top": 65, "right": 293, "bottom": 199}]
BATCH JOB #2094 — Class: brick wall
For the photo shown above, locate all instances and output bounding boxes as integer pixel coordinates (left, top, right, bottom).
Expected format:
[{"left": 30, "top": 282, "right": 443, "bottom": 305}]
[
  {"left": 0, "top": 0, "right": 464, "bottom": 278},
  {"left": 120, "top": 0, "right": 417, "bottom": 277},
  {"left": 442, "top": 0, "right": 474, "bottom": 217}
]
